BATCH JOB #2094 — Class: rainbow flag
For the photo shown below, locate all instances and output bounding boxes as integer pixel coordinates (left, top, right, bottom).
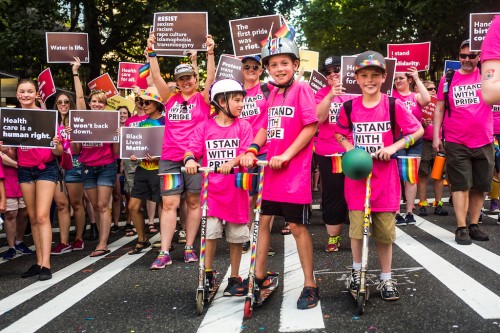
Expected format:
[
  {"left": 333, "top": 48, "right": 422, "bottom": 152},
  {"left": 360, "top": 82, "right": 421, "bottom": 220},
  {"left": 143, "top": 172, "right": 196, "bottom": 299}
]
[
  {"left": 160, "top": 173, "right": 182, "bottom": 190},
  {"left": 274, "top": 19, "right": 296, "bottom": 40},
  {"left": 331, "top": 154, "right": 343, "bottom": 173},
  {"left": 260, "top": 22, "right": 274, "bottom": 47},
  {"left": 234, "top": 173, "right": 257, "bottom": 191},
  {"left": 397, "top": 156, "right": 419, "bottom": 184},
  {"left": 139, "top": 63, "right": 150, "bottom": 79}
]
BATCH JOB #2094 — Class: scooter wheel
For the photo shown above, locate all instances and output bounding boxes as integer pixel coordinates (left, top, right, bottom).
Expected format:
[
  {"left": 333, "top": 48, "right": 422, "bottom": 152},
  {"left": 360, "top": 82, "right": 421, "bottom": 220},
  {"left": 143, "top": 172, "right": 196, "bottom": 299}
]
[
  {"left": 196, "top": 291, "right": 204, "bottom": 316},
  {"left": 243, "top": 298, "right": 252, "bottom": 319},
  {"left": 356, "top": 292, "right": 366, "bottom": 315}
]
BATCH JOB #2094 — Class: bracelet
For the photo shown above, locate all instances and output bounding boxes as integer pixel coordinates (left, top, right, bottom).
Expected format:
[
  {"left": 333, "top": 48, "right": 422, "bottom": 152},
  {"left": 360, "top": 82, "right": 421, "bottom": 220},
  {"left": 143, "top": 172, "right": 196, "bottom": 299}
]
[
  {"left": 338, "top": 136, "right": 347, "bottom": 143},
  {"left": 73, "top": 73, "right": 79, "bottom": 77},
  {"left": 183, "top": 155, "right": 195, "bottom": 165},
  {"left": 404, "top": 136, "right": 410, "bottom": 149},
  {"left": 148, "top": 51, "right": 157, "bottom": 57},
  {"left": 207, "top": 52, "right": 214, "bottom": 55},
  {"left": 245, "top": 143, "right": 260, "bottom": 156}
]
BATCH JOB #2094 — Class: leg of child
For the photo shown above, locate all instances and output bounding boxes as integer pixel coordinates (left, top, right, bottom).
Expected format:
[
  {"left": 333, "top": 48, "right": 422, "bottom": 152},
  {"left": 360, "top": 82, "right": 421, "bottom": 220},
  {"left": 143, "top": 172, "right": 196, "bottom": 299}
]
[
  {"left": 4, "top": 209, "right": 18, "bottom": 249},
  {"left": 375, "top": 242, "right": 393, "bottom": 274},
  {"left": 146, "top": 200, "right": 156, "bottom": 227},
  {"left": 405, "top": 181, "right": 417, "bottom": 214},
  {"left": 288, "top": 222, "right": 317, "bottom": 288},
  {"left": 255, "top": 214, "right": 272, "bottom": 279},
  {"left": 226, "top": 222, "right": 246, "bottom": 277}
]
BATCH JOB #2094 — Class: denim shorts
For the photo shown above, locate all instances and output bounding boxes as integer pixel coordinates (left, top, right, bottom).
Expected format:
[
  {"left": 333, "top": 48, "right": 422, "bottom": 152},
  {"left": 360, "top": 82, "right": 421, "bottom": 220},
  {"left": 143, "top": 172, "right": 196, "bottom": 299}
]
[
  {"left": 82, "top": 162, "right": 117, "bottom": 189},
  {"left": 397, "top": 137, "right": 423, "bottom": 157},
  {"left": 18, "top": 160, "right": 58, "bottom": 184},
  {"left": 64, "top": 166, "right": 84, "bottom": 183}
]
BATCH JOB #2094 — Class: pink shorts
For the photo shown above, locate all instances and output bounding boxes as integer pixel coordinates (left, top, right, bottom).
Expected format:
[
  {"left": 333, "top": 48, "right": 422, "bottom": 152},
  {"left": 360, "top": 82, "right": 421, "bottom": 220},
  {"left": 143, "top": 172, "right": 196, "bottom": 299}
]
[{"left": 6, "top": 197, "right": 26, "bottom": 212}]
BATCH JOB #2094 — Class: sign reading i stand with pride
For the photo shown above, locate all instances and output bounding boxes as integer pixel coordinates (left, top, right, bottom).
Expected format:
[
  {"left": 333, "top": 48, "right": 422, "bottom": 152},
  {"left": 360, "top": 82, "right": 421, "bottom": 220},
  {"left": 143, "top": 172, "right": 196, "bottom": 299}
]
[{"left": 0, "top": 108, "right": 57, "bottom": 148}]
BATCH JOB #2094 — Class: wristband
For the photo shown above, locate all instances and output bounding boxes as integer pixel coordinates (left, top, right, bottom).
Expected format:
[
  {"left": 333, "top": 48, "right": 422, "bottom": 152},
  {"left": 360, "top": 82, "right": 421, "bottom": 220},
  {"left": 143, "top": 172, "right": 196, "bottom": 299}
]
[
  {"left": 73, "top": 73, "right": 79, "bottom": 77},
  {"left": 183, "top": 153, "right": 195, "bottom": 165},
  {"left": 338, "top": 136, "right": 347, "bottom": 144},
  {"left": 148, "top": 51, "right": 157, "bottom": 57},
  {"left": 245, "top": 143, "right": 260, "bottom": 156}
]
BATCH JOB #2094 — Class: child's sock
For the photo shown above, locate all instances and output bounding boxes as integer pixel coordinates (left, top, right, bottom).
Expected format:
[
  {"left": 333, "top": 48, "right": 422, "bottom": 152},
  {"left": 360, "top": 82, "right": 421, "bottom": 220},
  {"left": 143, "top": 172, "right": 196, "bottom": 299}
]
[
  {"left": 352, "top": 262, "right": 361, "bottom": 271},
  {"left": 380, "top": 272, "right": 392, "bottom": 281}
]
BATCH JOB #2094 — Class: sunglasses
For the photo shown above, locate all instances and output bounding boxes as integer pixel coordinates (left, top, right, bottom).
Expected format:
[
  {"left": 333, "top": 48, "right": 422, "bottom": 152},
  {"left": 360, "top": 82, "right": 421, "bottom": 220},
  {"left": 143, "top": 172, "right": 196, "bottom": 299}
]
[
  {"left": 324, "top": 67, "right": 341, "bottom": 75},
  {"left": 426, "top": 87, "right": 437, "bottom": 91},
  {"left": 139, "top": 100, "right": 153, "bottom": 106},
  {"left": 57, "top": 100, "right": 70, "bottom": 105},
  {"left": 243, "top": 64, "right": 260, "bottom": 71},
  {"left": 459, "top": 53, "right": 478, "bottom": 60}
]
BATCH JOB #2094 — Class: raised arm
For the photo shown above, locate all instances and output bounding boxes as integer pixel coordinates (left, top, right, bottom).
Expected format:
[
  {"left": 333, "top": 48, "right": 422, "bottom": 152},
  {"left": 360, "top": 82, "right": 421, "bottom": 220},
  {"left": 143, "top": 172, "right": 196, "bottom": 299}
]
[
  {"left": 71, "top": 57, "right": 87, "bottom": 110},
  {"left": 201, "top": 35, "right": 216, "bottom": 105},
  {"left": 147, "top": 31, "right": 174, "bottom": 102}
]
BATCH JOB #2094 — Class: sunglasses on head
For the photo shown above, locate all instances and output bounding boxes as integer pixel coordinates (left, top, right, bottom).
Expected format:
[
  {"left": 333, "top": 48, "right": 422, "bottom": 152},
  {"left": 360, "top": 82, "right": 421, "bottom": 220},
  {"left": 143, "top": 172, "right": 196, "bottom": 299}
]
[
  {"left": 57, "top": 99, "right": 70, "bottom": 105},
  {"left": 243, "top": 64, "right": 260, "bottom": 71},
  {"left": 459, "top": 53, "right": 478, "bottom": 60},
  {"left": 426, "top": 87, "right": 437, "bottom": 91},
  {"left": 139, "top": 100, "right": 153, "bottom": 106}
]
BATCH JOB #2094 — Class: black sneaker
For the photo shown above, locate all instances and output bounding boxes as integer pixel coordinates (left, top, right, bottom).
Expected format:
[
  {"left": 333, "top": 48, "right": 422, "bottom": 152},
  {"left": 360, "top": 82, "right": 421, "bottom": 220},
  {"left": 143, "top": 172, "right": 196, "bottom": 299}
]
[
  {"left": 297, "top": 286, "right": 320, "bottom": 309},
  {"left": 21, "top": 264, "right": 41, "bottom": 278},
  {"left": 455, "top": 228, "right": 472, "bottom": 245},
  {"left": 405, "top": 213, "right": 416, "bottom": 225},
  {"left": 39, "top": 267, "right": 52, "bottom": 281},
  {"left": 418, "top": 206, "right": 427, "bottom": 216},
  {"left": 205, "top": 270, "right": 216, "bottom": 291},
  {"left": 242, "top": 241, "right": 250, "bottom": 254},
  {"left": 434, "top": 205, "right": 448, "bottom": 216},
  {"left": 347, "top": 269, "right": 360, "bottom": 298},
  {"left": 469, "top": 225, "right": 489, "bottom": 241},
  {"left": 395, "top": 214, "right": 406, "bottom": 226},
  {"left": 110, "top": 225, "right": 120, "bottom": 233},
  {"left": 223, "top": 277, "right": 242, "bottom": 296},
  {"left": 377, "top": 279, "right": 400, "bottom": 301},
  {"left": 227, "top": 275, "right": 271, "bottom": 296}
]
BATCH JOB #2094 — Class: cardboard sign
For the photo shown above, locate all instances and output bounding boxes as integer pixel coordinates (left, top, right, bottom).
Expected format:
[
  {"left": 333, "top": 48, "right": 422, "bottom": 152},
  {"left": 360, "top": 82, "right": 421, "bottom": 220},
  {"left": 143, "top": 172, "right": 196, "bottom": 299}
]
[
  {"left": 152, "top": 12, "right": 208, "bottom": 51},
  {"left": 341, "top": 56, "right": 396, "bottom": 96},
  {"left": 422, "top": 96, "right": 437, "bottom": 120},
  {"left": 215, "top": 55, "right": 244, "bottom": 82},
  {"left": 117, "top": 62, "right": 148, "bottom": 89},
  {"left": 46, "top": 32, "right": 89, "bottom": 63},
  {"left": 387, "top": 42, "right": 431, "bottom": 72},
  {"left": 469, "top": 13, "right": 500, "bottom": 51},
  {"left": 37, "top": 68, "right": 56, "bottom": 103},
  {"left": 87, "top": 73, "right": 118, "bottom": 99},
  {"left": 69, "top": 110, "right": 119, "bottom": 142},
  {"left": 444, "top": 60, "right": 461, "bottom": 73},
  {"left": 0, "top": 108, "right": 57, "bottom": 148},
  {"left": 299, "top": 50, "right": 320, "bottom": 72},
  {"left": 308, "top": 70, "right": 328, "bottom": 94},
  {"left": 105, "top": 95, "right": 135, "bottom": 113},
  {"left": 229, "top": 15, "right": 281, "bottom": 57},
  {"left": 120, "top": 126, "right": 165, "bottom": 159}
]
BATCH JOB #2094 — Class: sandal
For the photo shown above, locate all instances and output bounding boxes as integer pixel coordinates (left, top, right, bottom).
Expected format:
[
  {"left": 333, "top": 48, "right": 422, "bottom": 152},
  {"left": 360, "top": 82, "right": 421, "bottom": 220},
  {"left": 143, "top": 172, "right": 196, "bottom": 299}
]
[
  {"left": 126, "top": 228, "right": 137, "bottom": 237},
  {"left": 128, "top": 240, "right": 151, "bottom": 255},
  {"left": 146, "top": 224, "right": 158, "bottom": 234},
  {"left": 89, "top": 249, "right": 110, "bottom": 257},
  {"left": 281, "top": 223, "right": 291, "bottom": 236}
]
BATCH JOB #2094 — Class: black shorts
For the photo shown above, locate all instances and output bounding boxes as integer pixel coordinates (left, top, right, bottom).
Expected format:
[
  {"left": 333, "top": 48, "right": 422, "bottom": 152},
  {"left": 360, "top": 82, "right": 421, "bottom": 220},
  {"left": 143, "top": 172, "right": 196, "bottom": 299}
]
[
  {"left": 261, "top": 200, "right": 310, "bottom": 224},
  {"left": 130, "top": 167, "right": 161, "bottom": 202},
  {"left": 316, "top": 154, "right": 348, "bottom": 225}
]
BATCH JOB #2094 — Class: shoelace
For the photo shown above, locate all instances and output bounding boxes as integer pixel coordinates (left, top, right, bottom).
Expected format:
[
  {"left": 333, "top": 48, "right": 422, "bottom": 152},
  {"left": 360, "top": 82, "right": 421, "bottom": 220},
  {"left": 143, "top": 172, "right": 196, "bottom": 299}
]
[
  {"left": 377, "top": 279, "right": 397, "bottom": 292},
  {"left": 328, "top": 236, "right": 340, "bottom": 244}
]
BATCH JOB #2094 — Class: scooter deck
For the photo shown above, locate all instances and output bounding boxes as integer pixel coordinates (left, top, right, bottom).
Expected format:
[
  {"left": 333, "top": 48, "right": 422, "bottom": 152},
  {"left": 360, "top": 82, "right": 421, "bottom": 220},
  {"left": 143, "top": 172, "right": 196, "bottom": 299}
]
[
  {"left": 255, "top": 275, "right": 279, "bottom": 307},
  {"left": 205, "top": 281, "right": 222, "bottom": 303}
]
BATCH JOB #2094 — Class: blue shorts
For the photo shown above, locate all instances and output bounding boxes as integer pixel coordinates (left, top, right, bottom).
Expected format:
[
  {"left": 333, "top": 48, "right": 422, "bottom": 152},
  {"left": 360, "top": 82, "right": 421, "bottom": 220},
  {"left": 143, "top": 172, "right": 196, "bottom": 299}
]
[
  {"left": 64, "top": 166, "right": 84, "bottom": 183},
  {"left": 248, "top": 153, "right": 267, "bottom": 196},
  {"left": 83, "top": 162, "right": 117, "bottom": 189},
  {"left": 18, "top": 160, "right": 58, "bottom": 184},
  {"left": 397, "top": 137, "right": 423, "bottom": 156}
]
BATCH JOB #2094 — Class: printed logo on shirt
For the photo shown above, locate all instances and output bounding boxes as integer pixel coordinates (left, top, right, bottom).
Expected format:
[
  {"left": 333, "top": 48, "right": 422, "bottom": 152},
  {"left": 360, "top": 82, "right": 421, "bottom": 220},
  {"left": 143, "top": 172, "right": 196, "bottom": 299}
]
[
  {"left": 267, "top": 106, "right": 295, "bottom": 140},
  {"left": 353, "top": 121, "right": 391, "bottom": 153},
  {"left": 404, "top": 100, "right": 416, "bottom": 112},
  {"left": 452, "top": 83, "right": 481, "bottom": 107},
  {"left": 82, "top": 142, "right": 103, "bottom": 147},
  {"left": 168, "top": 101, "right": 194, "bottom": 121},
  {"left": 493, "top": 105, "right": 500, "bottom": 112},
  {"left": 205, "top": 138, "right": 239, "bottom": 168},
  {"left": 240, "top": 94, "right": 263, "bottom": 119},
  {"left": 329, "top": 102, "right": 342, "bottom": 124}
]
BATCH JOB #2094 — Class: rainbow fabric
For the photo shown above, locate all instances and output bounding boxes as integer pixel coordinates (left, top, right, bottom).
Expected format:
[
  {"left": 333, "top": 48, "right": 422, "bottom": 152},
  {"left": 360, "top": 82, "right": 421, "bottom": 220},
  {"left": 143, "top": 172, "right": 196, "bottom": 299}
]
[
  {"left": 397, "top": 157, "right": 419, "bottom": 184},
  {"left": 161, "top": 173, "right": 182, "bottom": 190},
  {"left": 331, "top": 155, "right": 343, "bottom": 174},
  {"left": 139, "top": 63, "right": 150, "bottom": 79},
  {"left": 234, "top": 173, "right": 257, "bottom": 191},
  {"left": 260, "top": 22, "right": 274, "bottom": 47},
  {"left": 274, "top": 19, "right": 296, "bottom": 40}
]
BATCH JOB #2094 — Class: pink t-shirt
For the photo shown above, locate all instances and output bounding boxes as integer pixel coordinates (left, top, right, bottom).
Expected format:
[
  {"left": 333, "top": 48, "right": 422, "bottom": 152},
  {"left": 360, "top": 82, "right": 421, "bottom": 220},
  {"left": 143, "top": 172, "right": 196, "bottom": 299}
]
[
  {"left": 161, "top": 92, "right": 210, "bottom": 161},
  {"left": 481, "top": 15, "right": 500, "bottom": 61},
  {"left": 314, "top": 86, "right": 356, "bottom": 156},
  {"left": 188, "top": 117, "right": 253, "bottom": 223},
  {"left": 335, "top": 94, "right": 422, "bottom": 212},
  {"left": 240, "top": 83, "right": 274, "bottom": 155},
  {"left": 78, "top": 143, "right": 115, "bottom": 166},
  {"left": 263, "top": 81, "right": 318, "bottom": 204},
  {"left": 0, "top": 160, "right": 4, "bottom": 179},
  {"left": 3, "top": 165, "right": 21, "bottom": 198},
  {"left": 125, "top": 114, "right": 148, "bottom": 127},
  {"left": 392, "top": 90, "right": 423, "bottom": 121},
  {"left": 17, "top": 148, "right": 55, "bottom": 168},
  {"left": 437, "top": 68, "right": 493, "bottom": 148}
]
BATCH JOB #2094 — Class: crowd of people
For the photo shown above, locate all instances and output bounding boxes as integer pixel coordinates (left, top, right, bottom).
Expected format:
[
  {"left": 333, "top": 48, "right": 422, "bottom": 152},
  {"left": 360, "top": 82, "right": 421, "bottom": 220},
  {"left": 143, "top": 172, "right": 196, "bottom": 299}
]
[{"left": 1, "top": 15, "right": 499, "bottom": 311}]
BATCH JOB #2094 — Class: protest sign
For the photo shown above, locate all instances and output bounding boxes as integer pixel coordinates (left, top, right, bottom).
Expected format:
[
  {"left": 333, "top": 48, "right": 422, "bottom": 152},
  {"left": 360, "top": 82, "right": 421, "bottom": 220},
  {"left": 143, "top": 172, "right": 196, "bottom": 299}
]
[
  {"left": 341, "top": 56, "right": 396, "bottom": 96},
  {"left": 156, "top": 49, "right": 192, "bottom": 57},
  {"left": 69, "top": 110, "right": 119, "bottom": 143},
  {"left": 0, "top": 108, "right": 57, "bottom": 148},
  {"left": 215, "top": 55, "right": 244, "bottom": 82},
  {"left": 422, "top": 96, "right": 437, "bottom": 120},
  {"left": 469, "top": 13, "right": 500, "bottom": 51},
  {"left": 117, "top": 62, "right": 148, "bottom": 89},
  {"left": 308, "top": 70, "right": 328, "bottom": 94},
  {"left": 229, "top": 15, "right": 281, "bottom": 57},
  {"left": 105, "top": 95, "right": 135, "bottom": 113},
  {"left": 299, "top": 50, "right": 319, "bottom": 72},
  {"left": 444, "top": 60, "right": 461, "bottom": 74},
  {"left": 387, "top": 42, "right": 431, "bottom": 72},
  {"left": 87, "top": 73, "right": 118, "bottom": 99},
  {"left": 152, "top": 12, "right": 208, "bottom": 51},
  {"left": 37, "top": 68, "right": 56, "bottom": 103},
  {"left": 46, "top": 32, "right": 89, "bottom": 63},
  {"left": 120, "top": 126, "right": 164, "bottom": 159}
]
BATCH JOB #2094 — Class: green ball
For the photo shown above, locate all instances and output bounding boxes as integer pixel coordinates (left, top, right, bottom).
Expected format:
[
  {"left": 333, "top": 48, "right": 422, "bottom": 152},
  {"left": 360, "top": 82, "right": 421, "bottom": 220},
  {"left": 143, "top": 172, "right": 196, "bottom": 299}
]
[{"left": 342, "top": 149, "right": 373, "bottom": 180}]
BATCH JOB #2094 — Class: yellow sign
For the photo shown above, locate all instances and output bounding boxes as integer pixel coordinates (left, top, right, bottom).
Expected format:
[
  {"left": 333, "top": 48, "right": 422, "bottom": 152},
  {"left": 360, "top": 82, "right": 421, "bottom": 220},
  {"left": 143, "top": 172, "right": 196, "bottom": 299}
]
[
  {"left": 105, "top": 95, "right": 135, "bottom": 113},
  {"left": 299, "top": 50, "right": 319, "bottom": 72}
]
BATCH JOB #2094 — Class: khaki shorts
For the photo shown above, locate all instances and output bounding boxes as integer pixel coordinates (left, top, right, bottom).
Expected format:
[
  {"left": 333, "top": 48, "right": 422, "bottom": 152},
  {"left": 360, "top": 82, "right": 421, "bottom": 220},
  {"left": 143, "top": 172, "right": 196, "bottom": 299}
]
[
  {"left": 206, "top": 217, "right": 249, "bottom": 243},
  {"left": 349, "top": 211, "right": 396, "bottom": 245},
  {"left": 418, "top": 139, "right": 437, "bottom": 177},
  {"left": 6, "top": 197, "right": 26, "bottom": 212}
]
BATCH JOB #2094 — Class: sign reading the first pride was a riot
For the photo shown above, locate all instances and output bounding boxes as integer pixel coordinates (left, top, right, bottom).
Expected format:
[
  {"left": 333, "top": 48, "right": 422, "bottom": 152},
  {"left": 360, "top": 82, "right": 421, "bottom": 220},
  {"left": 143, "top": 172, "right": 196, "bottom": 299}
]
[
  {"left": 120, "top": 126, "right": 165, "bottom": 159},
  {"left": 0, "top": 108, "right": 57, "bottom": 148},
  {"left": 229, "top": 15, "right": 281, "bottom": 57},
  {"left": 215, "top": 55, "right": 244, "bottom": 82},
  {"left": 46, "top": 32, "right": 89, "bottom": 63},
  {"left": 469, "top": 13, "right": 500, "bottom": 51},
  {"left": 341, "top": 56, "right": 396, "bottom": 96},
  {"left": 152, "top": 12, "right": 208, "bottom": 51},
  {"left": 69, "top": 110, "right": 119, "bottom": 143},
  {"left": 387, "top": 42, "right": 431, "bottom": 72}
]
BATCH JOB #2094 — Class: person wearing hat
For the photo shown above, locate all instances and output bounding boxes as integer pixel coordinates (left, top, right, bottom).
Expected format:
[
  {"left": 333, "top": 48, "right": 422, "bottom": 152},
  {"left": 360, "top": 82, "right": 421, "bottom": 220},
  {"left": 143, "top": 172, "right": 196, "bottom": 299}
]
[
  {"left": 482, "top": 15, "right": 500, "bottom": 105},
  {"left": 334, "top": 50, "right": 423, "bottom": 301},
  {"left": 146, "top": 32, "right": 216, "bottom": 269},
  {"left": 433, "top": 40, "right": 493, "bottom": 245}
]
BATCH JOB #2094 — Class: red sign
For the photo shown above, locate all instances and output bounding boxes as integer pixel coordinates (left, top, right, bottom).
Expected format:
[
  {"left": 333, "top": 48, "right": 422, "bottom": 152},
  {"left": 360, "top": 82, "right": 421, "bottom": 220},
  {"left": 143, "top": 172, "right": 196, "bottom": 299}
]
[
  {"left": 87, "top": 73, "right": 118, "bottom": 99},
  {"left": 422, "top": 96, "right": 437, "bottom": 120},
  {"left": 37, "top": 68, "right": 56, "bottom": 103},
  {"left": 117, "top": 62, "right": 148, "bottom": 90},
  {"left": 387, "top": 42, "right": 431, "bottom": 72}
]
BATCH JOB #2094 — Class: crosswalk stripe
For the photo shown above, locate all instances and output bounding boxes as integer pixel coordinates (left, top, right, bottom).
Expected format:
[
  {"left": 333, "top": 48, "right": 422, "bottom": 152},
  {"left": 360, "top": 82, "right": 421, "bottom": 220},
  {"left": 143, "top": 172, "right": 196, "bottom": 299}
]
[
  {"left": 1, "top": 234, "right": 160, "bottom": 333},
  {"left": 279, "top": 235, "right": 325, "bottom": 332},
  {"left": 395, "top": 227, "right": 500, "bottom": 319},
  {"left": 0, "top": 235, "right": 137, "bottom": 316},
  {"left": 414, "top": 216, "right": 500, "bottom": 274}
]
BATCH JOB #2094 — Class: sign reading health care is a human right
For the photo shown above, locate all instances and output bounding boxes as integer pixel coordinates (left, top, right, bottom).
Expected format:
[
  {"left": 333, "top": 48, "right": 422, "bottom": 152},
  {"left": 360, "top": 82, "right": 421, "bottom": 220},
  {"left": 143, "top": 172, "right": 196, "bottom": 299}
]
[{"left": 387, "top": 42, "right": 431, "bottom": 72}]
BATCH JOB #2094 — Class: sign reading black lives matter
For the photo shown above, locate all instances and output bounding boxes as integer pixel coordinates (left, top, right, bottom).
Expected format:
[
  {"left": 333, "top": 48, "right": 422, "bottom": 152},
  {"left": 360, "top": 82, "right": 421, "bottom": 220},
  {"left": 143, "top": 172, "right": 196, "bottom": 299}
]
[
  {"left": 0, "top": 108, "right": 57, "bottom": 148},
  {"left": 46, "top": 32, "right": 89, "bottom": 63},
  {"left": 469, "top": 13, "right": 500, "bottom": 51},
  {"left": 215, "top": 55, "right": 244, "bottom": 82},
  {"left": 69, "top": 110, "right": 120, "bottom": 143},
  {"left": 152, "top": 12, "right": 208, "bottom": 51},
  {"left": 340, "top": 56, "right": 396, "bottom": 96},
  {"left": 120, "top": 126, "right": 165, "bottom": 159}
]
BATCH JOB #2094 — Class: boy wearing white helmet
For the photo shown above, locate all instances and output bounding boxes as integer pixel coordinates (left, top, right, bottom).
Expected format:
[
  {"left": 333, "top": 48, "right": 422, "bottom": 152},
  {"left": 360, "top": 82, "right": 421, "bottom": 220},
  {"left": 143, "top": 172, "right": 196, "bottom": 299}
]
[{"left": 184, "top": 79, "right": 253, "bottom": 295}]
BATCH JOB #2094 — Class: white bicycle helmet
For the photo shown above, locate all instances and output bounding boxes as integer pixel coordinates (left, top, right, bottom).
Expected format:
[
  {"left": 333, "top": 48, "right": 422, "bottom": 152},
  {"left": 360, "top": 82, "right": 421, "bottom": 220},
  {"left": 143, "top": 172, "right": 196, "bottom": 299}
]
[{"left": 209, "top": 79, "right": 246, "bottom": 118}]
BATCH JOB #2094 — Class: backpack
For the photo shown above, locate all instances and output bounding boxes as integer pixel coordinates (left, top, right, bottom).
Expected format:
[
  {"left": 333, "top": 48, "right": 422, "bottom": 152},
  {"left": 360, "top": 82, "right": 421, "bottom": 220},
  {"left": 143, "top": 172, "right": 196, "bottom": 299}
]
[
  {"left": 260, "top": 82, "right": 270, "bottom": 100},
  {"left": 443, "top": 68, "right": 456, "bottom": 117}
]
